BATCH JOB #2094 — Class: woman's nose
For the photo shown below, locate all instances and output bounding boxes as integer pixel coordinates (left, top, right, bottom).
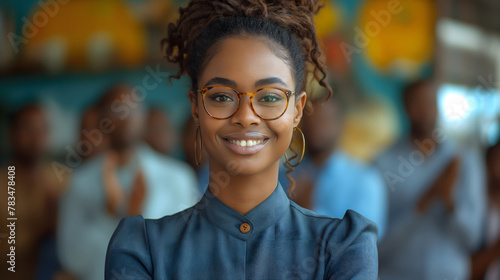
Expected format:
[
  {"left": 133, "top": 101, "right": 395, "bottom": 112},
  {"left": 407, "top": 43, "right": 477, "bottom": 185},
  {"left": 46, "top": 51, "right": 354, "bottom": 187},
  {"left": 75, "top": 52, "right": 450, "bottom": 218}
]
[{"left": 230, "top": 95, "right": 261, "bottom": 127}]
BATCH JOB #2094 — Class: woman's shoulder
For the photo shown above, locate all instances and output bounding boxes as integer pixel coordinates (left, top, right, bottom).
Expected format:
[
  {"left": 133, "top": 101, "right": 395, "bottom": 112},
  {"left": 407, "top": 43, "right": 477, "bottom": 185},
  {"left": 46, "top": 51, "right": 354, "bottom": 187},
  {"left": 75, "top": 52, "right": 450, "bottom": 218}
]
[
  {"left": 290, "top": 202, "right": 378, "bottom": 249},
  {"left": 291, "top": 201, "right": 377, "bottom": 227},
  {"left": 116, "top": 205, "right": 198, "bottom": 234}
]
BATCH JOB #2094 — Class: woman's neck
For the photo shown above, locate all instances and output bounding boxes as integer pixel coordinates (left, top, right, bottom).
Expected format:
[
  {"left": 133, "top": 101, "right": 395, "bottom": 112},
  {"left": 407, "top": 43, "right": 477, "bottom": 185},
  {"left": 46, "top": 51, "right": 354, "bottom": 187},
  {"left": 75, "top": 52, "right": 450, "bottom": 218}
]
[{"left": 208, "top": 160, "right": 280, "bottom": 215}]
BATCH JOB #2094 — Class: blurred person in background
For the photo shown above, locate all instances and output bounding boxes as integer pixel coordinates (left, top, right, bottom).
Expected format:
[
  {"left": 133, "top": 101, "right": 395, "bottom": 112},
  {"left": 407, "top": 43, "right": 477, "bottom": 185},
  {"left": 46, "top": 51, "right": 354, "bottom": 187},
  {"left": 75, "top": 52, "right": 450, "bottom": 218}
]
[
  {"left": 0, "top": 104, "right": 68, "bottom": 279},
  {"left": 281, "top": 96, "right": 388, "bottom": 239},
  {"left": 182, "top": 117, "right": 209, "bottom": 193},
  {"left": 471, "top": 139, "right": 500, "bottom": 280},
  {"left": 374, "top": 79, "right": 487, "bottom": 280},
  {"left": 57, "top": 85, "right": 199, "bottom": 280},
  {"left": 79, "top": 106, "right": 109, "bottom": 162},
  {"left": 144, "top": 108, "right": 177, "bottom": 156}
]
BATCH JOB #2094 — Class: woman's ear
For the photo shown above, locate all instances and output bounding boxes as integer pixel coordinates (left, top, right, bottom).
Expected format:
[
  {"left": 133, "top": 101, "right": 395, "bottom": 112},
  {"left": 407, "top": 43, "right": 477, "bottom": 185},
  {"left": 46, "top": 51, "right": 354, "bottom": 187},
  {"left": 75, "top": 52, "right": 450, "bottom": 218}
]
[
  {"left": 189, "top": 90, "right": 200, "bottom": 124},
  {"left": 293, "top": 91, "right": 307, "bottom": 126}
]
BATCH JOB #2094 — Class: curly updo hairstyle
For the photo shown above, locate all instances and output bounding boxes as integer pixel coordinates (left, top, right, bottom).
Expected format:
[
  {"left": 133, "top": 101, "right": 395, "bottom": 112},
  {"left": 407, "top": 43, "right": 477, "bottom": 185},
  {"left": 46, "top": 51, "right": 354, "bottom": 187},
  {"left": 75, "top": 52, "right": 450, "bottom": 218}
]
[
  {"left": 162, "top": 0, "right": 332, "bottom": 194},
  {"left": 162, "top": 0, "right": 331, "bottom": 95}
]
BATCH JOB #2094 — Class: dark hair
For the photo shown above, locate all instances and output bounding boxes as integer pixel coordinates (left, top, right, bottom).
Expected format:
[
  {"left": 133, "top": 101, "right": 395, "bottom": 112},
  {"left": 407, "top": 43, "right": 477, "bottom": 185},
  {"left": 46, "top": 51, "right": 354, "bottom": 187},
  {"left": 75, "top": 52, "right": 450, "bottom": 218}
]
[
  {"left": 190, "top": 17, "right": 306, "bottom": 91},
  {"left": 162, "top": 0, "right": 332, "bottom": 97},
  {"left": 162, "top": 0, "right": 332, "bottom": 195}
]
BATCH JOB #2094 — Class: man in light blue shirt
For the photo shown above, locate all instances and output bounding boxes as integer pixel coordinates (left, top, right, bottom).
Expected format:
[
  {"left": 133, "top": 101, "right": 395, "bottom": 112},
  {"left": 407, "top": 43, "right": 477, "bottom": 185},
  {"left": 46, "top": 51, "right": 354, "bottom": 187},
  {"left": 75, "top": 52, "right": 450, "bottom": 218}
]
[
  {"left": 281, "top": 97, "right": 388, "bottom": 238},
  {"left": 57, "top": 85, "right": 199, "bottom": 280},
  {"left": 374, "top": 80, "right": 487, "bottom": 279}
]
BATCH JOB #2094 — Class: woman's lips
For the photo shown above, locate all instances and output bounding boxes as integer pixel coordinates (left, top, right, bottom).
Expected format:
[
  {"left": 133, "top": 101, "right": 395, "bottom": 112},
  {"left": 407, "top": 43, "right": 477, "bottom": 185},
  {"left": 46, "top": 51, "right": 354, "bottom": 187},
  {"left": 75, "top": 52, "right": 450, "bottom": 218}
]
[{"left": 222, "top": 132, "right": 269, "bottom": 155}]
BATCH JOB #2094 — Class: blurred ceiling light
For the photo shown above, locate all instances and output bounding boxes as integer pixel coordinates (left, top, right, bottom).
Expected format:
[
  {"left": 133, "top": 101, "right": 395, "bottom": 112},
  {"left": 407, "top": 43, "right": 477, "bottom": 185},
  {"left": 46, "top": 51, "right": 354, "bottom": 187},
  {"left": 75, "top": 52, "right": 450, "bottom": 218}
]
[
  {"left": 438, "top": 83, "right": 500, "bottom": 145},
  {"left": 439, "top": 85, "right": 473, "bottom": 122},
  {"left": 437, "top": 19, "right": 484, "bottom": 53}
]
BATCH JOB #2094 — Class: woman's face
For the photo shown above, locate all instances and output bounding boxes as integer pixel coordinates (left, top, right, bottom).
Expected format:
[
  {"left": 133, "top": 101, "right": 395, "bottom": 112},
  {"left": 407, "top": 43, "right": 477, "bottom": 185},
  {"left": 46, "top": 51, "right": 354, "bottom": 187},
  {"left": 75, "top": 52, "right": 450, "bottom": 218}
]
[{"left": 190, "top": 37, "right": 306, "bottom": 176}]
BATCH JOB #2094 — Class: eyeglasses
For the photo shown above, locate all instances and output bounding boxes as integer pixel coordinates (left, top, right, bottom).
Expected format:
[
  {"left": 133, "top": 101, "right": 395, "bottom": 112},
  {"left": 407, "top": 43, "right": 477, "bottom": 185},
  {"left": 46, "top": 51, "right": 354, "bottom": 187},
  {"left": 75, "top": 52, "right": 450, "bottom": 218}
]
[{"left": 197, "top": 86, "right": 295, "bottom": 120}]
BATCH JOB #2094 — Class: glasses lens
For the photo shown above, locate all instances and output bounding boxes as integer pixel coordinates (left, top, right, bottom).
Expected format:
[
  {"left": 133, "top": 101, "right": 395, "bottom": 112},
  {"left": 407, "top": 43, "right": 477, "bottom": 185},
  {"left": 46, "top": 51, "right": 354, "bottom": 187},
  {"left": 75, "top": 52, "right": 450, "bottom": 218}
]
[
  {"left": 253, "top": 88, "right": 288, "bottom": 119},
  {"left": 203, "top": 87, "right": 239, "bottom": 118}
]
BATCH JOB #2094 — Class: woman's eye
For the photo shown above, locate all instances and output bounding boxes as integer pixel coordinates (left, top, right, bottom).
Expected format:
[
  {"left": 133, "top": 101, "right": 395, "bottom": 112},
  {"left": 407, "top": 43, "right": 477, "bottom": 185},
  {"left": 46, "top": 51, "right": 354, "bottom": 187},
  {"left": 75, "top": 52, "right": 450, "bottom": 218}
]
[
  {"left": 259, "top": 95, "right": 281, "bottom": 102},
  {"left": 210, "top": 94, "right": 233, "bottom": 102}
]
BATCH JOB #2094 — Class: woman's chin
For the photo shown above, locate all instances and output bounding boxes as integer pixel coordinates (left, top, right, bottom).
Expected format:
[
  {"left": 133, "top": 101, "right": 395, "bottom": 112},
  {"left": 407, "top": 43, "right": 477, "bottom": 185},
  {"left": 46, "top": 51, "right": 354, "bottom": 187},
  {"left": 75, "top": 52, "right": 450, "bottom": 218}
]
[{"left": 221, "top": 157, "right": 277, "bottom": 177}]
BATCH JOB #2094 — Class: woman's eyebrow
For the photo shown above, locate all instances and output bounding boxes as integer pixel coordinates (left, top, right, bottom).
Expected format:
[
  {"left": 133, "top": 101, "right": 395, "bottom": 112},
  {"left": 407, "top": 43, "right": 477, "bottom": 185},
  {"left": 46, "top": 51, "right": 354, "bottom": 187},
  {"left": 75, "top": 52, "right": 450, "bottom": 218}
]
[
  {"left": 255, "top": 77, "right": 287, "bottom": 88},
  {"left": 203, "top": 77, "right": 237, "bottom": 88}
]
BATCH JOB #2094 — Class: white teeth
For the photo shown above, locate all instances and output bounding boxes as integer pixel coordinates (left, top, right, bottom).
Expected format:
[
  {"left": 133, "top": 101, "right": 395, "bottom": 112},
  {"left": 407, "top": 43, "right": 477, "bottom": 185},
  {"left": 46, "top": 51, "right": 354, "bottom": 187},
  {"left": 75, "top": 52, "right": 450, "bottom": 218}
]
[{"left": 228, "top": 139, "right": 264, "bottom": 147}]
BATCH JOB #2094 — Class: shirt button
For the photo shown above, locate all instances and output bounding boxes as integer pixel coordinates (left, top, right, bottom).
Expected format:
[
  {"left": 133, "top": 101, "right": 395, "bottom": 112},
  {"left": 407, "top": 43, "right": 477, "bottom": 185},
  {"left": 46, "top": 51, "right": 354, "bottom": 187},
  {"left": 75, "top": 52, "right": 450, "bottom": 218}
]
[{"left": 240, "top": 223, "right": 251, "bottom": 233}]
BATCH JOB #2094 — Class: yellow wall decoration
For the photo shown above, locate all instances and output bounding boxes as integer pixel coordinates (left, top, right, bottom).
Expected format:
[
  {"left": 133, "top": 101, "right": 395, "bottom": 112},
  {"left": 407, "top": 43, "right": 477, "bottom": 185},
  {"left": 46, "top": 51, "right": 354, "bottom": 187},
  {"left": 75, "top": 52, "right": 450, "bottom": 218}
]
[
  {"left": 359, "top": 0, "right": 436, "bottom": 76},
  {"left": 24, "top": 0, "right": 147, "bottom": 72},
  {"left": 314, "top": 0, "right": 342, "bottom": 41}
]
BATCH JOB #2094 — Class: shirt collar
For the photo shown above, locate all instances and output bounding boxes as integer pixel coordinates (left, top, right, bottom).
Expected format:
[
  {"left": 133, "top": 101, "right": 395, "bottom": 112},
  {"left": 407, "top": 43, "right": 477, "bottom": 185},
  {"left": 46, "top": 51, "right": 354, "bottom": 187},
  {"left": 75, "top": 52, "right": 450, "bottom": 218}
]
[{"left": 199, "top": 183, "right": 290, "bottom": 240}]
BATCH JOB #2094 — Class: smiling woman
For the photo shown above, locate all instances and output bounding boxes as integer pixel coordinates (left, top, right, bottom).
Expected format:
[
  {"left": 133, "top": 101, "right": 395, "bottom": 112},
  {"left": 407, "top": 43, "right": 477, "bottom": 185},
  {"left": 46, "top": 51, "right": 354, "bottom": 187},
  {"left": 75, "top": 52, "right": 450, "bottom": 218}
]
[{"left": 105, "top": 1, "right": 378, "bottom": 279}]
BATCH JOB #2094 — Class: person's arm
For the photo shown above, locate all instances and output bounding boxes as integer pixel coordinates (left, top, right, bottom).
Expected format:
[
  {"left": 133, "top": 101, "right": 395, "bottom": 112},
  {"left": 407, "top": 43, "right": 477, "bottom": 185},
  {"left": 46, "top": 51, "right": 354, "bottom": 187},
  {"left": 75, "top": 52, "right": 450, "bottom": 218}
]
[
  {"left": 416, "top": 152, "right": 486, "bottom": 251},
  {"left": 417, "top": 157, "right": 460, "bottom": 213},
  {"left": 470, "top": 238, "right": 500, "bottom": 280},
  {"left": 326, "top": 210, "right": 379, "bottom": 280},
  {"left": 105, "top": 216, "right": 153, "bottom": 279},
  {"left": 448, "top": 151, "right": 487, "bottom": 252}
]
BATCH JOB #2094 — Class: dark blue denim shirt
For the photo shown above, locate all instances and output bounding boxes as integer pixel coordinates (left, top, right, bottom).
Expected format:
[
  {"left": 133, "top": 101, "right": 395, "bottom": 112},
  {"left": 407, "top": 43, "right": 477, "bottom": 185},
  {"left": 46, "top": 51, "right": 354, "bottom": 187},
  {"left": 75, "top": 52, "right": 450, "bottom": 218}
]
[{"left": 105, "top": 184, "right": 378, "bottom": 279}]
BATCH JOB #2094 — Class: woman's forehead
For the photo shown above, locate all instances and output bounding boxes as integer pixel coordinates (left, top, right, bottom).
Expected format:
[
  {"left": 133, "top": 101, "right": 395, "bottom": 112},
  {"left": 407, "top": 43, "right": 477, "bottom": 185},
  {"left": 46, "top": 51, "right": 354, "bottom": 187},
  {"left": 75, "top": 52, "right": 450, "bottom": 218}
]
[{"left": 198, "top": 37, "right": 295, "bottom": 89}]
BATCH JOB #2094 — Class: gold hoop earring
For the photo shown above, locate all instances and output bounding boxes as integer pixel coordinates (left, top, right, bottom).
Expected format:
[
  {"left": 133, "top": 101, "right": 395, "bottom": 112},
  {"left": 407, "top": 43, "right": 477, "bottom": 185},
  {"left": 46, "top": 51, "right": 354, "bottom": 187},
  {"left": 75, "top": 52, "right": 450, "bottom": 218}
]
[
  {"left": 285, "top": 126, "right": 305, "bottom": 167},
  {"left": 194, "top": 125, "right": 202, "bottom": 166}
]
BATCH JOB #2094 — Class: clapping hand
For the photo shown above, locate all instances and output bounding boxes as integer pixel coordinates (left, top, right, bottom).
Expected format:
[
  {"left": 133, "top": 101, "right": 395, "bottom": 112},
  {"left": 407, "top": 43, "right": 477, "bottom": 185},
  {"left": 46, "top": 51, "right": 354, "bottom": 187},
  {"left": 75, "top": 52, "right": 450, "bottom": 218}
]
[{"left": 417, "top": 157, "right": 460, "bottom": 213}]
